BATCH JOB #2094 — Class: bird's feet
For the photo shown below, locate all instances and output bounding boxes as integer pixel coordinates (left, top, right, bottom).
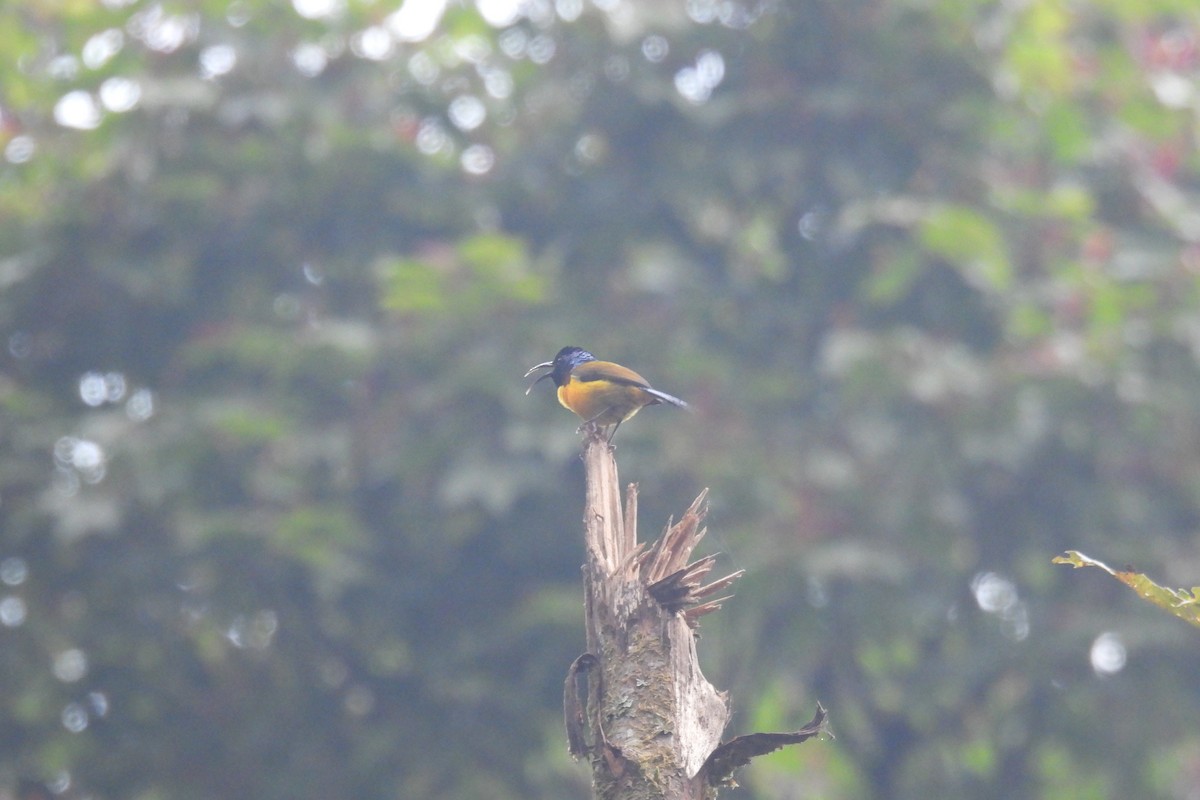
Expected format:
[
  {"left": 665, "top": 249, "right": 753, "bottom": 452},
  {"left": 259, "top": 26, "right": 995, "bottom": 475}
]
[{"left": 577, "top": 421, "right": 614, "bottom": 447}]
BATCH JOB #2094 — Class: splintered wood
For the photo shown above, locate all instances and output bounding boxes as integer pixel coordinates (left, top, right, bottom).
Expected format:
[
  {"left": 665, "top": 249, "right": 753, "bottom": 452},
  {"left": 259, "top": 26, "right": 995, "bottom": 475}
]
[
  {"left": 578, "top": 431, "right": 736, "bottom": 798},
  {"left": 569, "top": 428, "right": 825, "bottom": 799}
]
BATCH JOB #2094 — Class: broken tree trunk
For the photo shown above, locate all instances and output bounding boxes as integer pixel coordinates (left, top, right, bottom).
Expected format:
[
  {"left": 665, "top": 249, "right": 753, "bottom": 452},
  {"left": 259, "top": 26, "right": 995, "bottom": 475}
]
[{"left": 564, "top": 428, "right": 827, "bottom": 799}]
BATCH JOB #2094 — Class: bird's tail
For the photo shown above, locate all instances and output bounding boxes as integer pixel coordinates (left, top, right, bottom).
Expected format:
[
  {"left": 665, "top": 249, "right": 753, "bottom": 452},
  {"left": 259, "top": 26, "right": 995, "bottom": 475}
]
[{"left": 644, "top": 388, "right": 688, "bottom": 409}]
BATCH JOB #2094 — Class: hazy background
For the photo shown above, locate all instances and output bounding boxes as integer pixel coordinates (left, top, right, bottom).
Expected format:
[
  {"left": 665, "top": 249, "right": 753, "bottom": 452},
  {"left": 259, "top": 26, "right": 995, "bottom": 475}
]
[{"left": 2, "top": 1, "right": 1199, "bottom": 798}]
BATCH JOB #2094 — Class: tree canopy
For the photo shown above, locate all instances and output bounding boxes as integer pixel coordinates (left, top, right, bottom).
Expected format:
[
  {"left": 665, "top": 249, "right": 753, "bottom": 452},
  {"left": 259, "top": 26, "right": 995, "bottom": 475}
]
[{"left": 2, "top": 1, "right": 1199, "bottom": 798}]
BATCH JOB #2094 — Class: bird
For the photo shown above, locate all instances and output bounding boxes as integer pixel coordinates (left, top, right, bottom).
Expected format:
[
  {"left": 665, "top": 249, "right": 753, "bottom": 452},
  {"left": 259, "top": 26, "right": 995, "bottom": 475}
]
[{"left": 524, "top": 346, "right": 688, "bottom": 440}]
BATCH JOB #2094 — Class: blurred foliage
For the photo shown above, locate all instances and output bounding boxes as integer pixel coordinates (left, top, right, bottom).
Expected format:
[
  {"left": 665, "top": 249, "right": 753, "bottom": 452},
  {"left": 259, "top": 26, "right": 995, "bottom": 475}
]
[{"left": 1, "top": 0, "right": 1199, "bottom": 798}]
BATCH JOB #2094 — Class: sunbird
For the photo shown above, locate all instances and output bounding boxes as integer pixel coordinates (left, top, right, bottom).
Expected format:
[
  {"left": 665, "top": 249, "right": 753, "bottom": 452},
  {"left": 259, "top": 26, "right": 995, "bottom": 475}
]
[{"left": 524, "top": 346, "right": 688, "bottom": 440}]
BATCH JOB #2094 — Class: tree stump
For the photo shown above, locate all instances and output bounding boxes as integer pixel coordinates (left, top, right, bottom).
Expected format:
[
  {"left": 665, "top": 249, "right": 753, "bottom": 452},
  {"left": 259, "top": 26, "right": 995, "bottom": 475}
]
[{"left": 564, "top": 429, "right": 827, "bottom": 799}]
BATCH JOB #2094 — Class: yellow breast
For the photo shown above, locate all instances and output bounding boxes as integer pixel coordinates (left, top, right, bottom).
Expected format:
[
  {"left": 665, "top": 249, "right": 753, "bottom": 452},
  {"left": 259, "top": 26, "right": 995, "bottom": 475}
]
[{"left": 558, "top": 377, "right": 654, "bottom": 426}]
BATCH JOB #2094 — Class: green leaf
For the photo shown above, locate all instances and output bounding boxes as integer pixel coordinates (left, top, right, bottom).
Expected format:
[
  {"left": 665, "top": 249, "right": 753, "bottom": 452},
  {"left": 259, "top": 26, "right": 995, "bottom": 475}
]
[
  {"left": 211, "top": 406, "right": 291, "bottom": 443},
  {"left": 378, "top": 234, "right": 544, "bottom": 316},
  {"left": 378, "top": 256, "right": 448, "bottom": 313},
  {"left": 275, "top": 506, "right": 364, "bottom": 569},
  {"left": 865, "top": 246, "right": 922, "bottom": 304},
  {"left": 1044, "top": 100, "right": 1090, "bottom": 163},
  {"left": 1005, "top": 3, "right": 1073, "bottom": 94},
  {"left": 918, "top": 205, "right": 1012, "bottom": 291},
  {"left": 1053, "top": 551, "right": 1200, "bottom": 629}
]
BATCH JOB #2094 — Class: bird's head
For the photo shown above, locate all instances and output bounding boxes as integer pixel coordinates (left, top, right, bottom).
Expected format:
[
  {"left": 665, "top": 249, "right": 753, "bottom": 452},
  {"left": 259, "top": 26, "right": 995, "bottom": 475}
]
[{"left": 524, "top": 346, "right": 596, "bottom": 393}]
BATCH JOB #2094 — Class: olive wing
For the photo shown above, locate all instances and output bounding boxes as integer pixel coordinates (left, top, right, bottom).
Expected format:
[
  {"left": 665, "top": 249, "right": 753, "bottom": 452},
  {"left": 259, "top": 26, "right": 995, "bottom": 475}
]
[
  {"left": 571, "top": 360, "right": 687, "bottom": 408},
  {"left": 570, "top": 360, "right": 652, "bottom": 389}
]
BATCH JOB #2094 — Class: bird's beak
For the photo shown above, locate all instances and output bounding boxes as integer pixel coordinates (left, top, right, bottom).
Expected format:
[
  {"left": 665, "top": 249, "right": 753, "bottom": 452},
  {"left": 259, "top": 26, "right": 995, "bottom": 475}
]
[{"left": 523, "top": 361, "right": 554, "bottom": 395}]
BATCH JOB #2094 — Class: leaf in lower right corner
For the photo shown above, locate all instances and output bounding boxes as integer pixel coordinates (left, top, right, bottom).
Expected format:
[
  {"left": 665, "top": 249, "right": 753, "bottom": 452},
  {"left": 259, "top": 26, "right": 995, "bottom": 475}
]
[{"left": 1053, "top": 550, "right": 1200, "bottom": 629}]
